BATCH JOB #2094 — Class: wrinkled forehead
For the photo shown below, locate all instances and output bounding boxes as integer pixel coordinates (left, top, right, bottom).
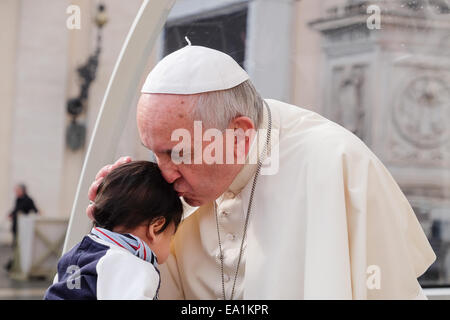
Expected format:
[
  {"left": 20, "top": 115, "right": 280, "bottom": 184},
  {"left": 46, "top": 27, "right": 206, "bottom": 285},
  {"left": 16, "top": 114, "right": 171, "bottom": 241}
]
[{"left": 137, "top": 93, "right": 197, "bottom": 150}]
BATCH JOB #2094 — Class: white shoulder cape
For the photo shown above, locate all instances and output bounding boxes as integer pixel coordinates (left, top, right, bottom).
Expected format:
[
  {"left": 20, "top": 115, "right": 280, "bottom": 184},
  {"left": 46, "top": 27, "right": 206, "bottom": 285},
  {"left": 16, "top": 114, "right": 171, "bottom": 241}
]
[{"left": 243, "top": 99, "right": 435, "bottom": 299}]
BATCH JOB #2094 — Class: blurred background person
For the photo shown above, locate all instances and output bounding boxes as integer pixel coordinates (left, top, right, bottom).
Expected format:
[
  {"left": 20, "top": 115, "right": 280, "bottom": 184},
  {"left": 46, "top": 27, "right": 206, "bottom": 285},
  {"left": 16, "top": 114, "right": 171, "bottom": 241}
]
[
  {"left": 4, "top": 184, "right": 39, "bottom": 271},
  {"left": 9, "top": 184, "right": 39, "bottom": 245}
]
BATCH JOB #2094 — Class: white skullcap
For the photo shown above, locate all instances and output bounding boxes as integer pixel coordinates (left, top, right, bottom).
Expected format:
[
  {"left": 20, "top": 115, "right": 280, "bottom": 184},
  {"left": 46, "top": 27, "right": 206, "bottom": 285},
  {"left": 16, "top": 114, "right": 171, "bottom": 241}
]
[{"left": 141, "top": 44, "right": 249, "bottom": 94}]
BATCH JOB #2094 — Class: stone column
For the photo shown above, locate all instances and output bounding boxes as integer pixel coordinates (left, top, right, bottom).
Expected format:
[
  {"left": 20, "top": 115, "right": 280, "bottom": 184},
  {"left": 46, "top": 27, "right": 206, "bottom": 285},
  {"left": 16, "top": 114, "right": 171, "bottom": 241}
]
[
  {"left": 245, "top": 0, "right": 296, "bottom": 103},
  {"left": 58, "top": 0, "right": 94, "bottom": 219},
  {"left": 0, "top": 0, "right": 21, "bottom": 244},
  {"left": 9, "top": 0, "right": 69, "bottom": 219}
]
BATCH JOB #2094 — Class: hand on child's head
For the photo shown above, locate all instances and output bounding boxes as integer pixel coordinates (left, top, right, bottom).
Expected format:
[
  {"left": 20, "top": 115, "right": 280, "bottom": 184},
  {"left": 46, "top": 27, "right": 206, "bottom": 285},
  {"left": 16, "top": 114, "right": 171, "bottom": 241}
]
[{"left": 86, "top": 156, "right": 132, "bottom": 221}]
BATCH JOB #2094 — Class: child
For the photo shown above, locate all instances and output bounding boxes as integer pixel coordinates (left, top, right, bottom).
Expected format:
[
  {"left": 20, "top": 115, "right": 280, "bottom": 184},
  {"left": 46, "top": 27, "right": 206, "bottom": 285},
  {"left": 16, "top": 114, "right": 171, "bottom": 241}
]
[{"left": 44, "top": 161, "right": 183, "bottom": 300}]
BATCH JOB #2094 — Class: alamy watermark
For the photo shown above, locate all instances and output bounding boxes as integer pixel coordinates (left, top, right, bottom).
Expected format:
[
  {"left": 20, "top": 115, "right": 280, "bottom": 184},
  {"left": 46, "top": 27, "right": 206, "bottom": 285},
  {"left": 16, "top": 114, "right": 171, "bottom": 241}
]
[
  {"left": 366, "top": 265, "right": 381, "bottom": 290},
  {"left": 66, "top": 265, "right": 81, "bottom": 290},
  {"left": 66, "top": 5, "right": 81, "bottom": 30},
  {"left": 367, "top": 4, "right": 381, "bottom": 30},
  {"left": 169, "top": 122, "right": 280, "bottom": 175}
]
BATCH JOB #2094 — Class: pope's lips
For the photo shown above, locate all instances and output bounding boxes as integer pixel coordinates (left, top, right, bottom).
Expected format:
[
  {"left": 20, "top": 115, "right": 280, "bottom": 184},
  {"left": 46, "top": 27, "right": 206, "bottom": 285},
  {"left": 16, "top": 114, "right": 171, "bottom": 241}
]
[
  {"left": 175, "top": 185, "right": 187, "bottom": 196},
  {"left": 176, "top": 189, "right": 187, "bottom": 197}
]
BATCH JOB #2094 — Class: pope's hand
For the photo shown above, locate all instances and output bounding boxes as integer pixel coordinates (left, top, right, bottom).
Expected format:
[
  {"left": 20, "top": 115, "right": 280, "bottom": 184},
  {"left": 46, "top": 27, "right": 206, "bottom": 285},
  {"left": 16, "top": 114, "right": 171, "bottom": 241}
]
[{"left": 86, "top": 156, "right": 132, "bottom": 220}]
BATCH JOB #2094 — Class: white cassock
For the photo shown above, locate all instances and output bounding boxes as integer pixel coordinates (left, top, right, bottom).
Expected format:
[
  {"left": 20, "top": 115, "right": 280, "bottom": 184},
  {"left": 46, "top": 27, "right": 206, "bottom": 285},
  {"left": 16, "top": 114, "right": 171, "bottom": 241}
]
[{"left": 158, "top": 98, "right": 436, "bottom": 300}]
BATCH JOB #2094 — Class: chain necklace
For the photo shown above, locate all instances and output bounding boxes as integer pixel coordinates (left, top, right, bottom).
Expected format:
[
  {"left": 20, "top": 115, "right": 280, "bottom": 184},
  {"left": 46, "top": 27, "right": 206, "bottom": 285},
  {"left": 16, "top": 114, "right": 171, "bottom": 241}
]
[{"left": 214, "top": 102, "right": 272, "bottom": 300}]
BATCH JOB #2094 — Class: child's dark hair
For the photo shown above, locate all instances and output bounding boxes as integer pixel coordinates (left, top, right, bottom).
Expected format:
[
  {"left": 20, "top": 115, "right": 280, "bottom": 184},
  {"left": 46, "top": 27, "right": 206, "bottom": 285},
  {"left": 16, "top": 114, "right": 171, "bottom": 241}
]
[{"left": 93, "top": 161, "right": 183, "bottom": 233}]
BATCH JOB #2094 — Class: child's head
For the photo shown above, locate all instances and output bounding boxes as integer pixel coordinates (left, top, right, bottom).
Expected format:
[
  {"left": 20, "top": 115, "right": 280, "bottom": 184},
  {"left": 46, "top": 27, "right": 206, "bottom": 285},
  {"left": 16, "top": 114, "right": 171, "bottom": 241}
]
[{"left": 92, "top": 161, "right": 183, "bottom": 263}]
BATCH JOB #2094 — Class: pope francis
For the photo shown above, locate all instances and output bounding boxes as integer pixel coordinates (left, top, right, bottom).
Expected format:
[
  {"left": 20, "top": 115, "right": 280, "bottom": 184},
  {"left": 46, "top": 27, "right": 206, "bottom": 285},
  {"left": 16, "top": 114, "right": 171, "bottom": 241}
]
[{"left": 87, "top": 44, "right": 436, "bottom": 300}]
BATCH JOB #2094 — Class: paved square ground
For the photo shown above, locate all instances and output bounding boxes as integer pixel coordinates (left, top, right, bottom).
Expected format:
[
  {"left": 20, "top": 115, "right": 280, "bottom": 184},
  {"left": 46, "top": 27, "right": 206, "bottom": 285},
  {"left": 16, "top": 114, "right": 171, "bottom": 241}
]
[{"left": 0, "top": 245, "right": 53, "bottom": 300}]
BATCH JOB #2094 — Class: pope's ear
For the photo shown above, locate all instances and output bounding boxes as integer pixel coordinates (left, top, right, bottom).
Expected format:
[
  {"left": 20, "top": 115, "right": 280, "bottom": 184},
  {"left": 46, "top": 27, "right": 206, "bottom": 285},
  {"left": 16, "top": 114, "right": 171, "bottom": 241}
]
[
  {"left": 229, "top": 116, "right": 256, "bottom": 159},
  {"left": 147, "top": 218, "right": 166, "bottom": 242},
  {"left": 230, "top": 116, "right": 256, "bottom": 133}
]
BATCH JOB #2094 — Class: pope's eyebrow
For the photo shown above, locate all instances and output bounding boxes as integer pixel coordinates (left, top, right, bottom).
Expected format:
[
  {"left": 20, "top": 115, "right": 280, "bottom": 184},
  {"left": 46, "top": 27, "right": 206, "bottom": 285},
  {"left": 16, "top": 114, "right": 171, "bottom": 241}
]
[
  {"left": 141, "top": 142, "right": 173, "bottom": 158},
  {"left": 153, "top": 146, "right": 173, "bottom": 155},
  {"left": 141, "top": 140, "right": 175, "bottom": 155}
]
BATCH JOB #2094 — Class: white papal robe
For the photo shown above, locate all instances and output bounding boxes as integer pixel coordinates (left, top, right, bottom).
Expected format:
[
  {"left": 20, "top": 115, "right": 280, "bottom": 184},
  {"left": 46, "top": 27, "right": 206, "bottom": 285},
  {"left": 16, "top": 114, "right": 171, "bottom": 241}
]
[{"left": 159, "top": 98, "right": 436, "bottom": 300}]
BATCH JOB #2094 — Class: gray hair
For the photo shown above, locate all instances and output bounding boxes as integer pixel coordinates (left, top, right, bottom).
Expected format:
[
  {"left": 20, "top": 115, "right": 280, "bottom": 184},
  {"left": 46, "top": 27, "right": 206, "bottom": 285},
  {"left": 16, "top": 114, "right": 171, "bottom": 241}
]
[{"left": 191, "top": 80, "right": 264, "bottom": 131}]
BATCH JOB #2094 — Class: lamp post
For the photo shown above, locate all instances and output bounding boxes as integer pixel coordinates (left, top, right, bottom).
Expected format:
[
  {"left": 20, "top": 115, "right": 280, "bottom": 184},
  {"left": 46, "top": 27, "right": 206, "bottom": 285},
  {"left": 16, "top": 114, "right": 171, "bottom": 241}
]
[{"left": 66, "top": 4, "right": 108, "bottom": 151}]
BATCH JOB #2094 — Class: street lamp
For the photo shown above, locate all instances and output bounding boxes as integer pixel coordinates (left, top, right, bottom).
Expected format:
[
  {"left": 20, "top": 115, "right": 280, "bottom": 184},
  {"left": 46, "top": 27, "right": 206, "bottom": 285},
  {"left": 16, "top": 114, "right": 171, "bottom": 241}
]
[{"left": 66, "top": 4, "right": 108, "bottom": 151}]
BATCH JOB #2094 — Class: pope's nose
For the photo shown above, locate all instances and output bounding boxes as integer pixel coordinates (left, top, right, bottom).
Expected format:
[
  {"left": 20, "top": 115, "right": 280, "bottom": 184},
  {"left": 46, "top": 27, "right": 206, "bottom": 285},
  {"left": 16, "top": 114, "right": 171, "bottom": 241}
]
[{"left": 158, "top": 162, "right": 181, "bottom": 184}]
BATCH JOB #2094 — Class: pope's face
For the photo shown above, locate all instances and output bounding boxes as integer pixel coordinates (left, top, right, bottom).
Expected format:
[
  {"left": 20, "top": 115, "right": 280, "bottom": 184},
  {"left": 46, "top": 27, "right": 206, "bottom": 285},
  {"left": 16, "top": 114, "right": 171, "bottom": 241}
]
[{"left": 137, "top": 93, "right": 243, "bottom": 207}]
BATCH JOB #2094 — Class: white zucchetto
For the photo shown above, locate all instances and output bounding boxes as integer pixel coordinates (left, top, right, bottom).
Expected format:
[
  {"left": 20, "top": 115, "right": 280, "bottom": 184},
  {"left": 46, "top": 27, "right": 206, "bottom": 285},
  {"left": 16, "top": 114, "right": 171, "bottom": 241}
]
[{"left": 141, "top": 44, "right": 249, "bottom": 94}]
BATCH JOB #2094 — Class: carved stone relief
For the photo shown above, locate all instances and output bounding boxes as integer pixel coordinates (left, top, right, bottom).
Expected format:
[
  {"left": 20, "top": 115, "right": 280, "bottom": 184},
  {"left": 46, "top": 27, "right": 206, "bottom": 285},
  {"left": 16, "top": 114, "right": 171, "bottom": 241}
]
[
  {"left": 394, "top": 76, "right": 450, "bottom": 148},
  {"left": 390, "top": 74, "right": 450, "bottom": 166},
  {"left": 331, "top": 64, "right": 367, "bottom": 141}
]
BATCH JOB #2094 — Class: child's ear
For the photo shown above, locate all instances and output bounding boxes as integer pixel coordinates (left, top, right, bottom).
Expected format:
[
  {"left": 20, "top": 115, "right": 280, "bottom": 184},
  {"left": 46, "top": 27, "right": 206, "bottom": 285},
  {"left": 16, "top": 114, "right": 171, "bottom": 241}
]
[{"left": 147, "top": 218, "right": 166, "bottom": 242}]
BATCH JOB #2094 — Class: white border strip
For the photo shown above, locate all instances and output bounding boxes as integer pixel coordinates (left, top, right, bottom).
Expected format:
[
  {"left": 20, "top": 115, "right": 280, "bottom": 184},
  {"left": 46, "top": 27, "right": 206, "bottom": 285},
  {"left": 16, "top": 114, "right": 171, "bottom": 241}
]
[{"left": 424, "top": 288, "right": 450, "bottom": 299}]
